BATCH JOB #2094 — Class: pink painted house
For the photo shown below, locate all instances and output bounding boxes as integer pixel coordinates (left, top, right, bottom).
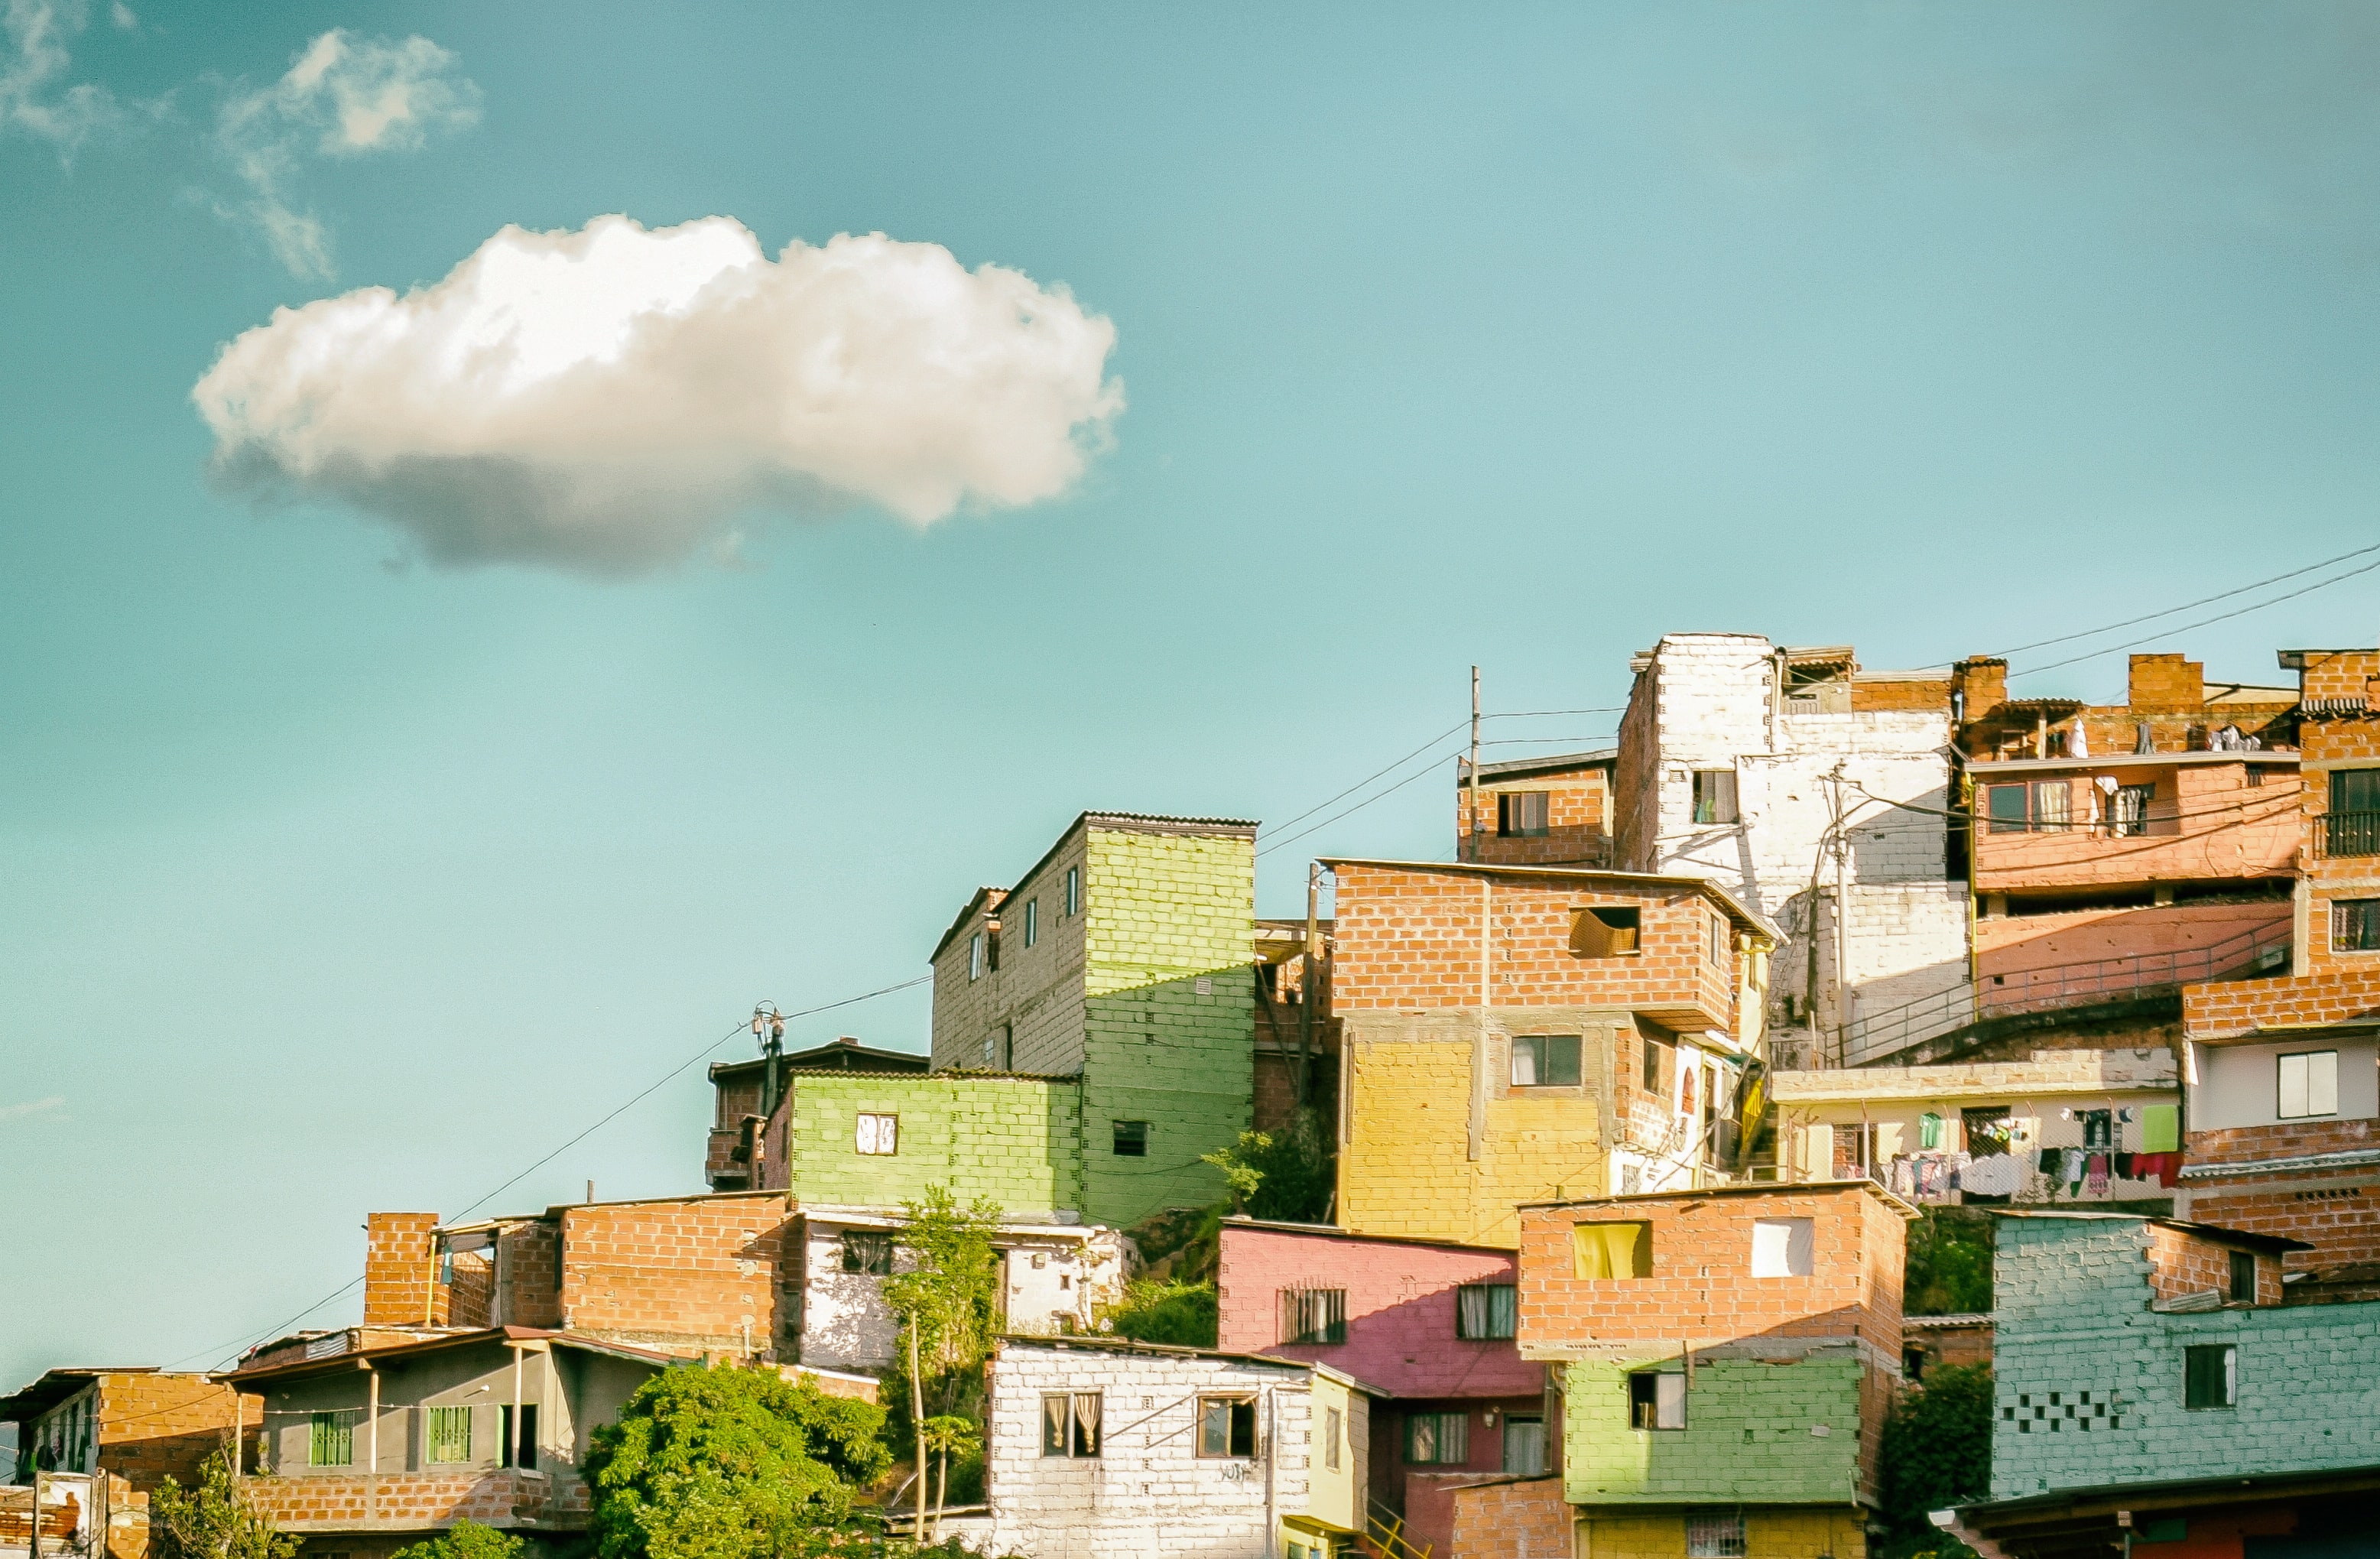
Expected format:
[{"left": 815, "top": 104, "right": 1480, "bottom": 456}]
[{"left": 1216, "top": 1218, "right": 1552, "bottom": 1557}]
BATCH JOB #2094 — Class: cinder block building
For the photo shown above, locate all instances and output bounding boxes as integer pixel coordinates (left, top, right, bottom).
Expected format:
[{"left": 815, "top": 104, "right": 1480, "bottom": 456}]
[
  {"left": 1456, "top": 749, "right": 1616, "bottom": 869},
  {"left": 2174, "top": 648, "right": 2380, "bottom": 1283},
  {"left": 1323, "top": 856, "right": 1778, "bottom": 1249},
  {"left": 1940, "top": 1210, "right": 2380, "bottom": 1556},
  {"left": 752, "top": 812, "right": 1258, "bottom": 1230},
  {"left": 1214, "top": 1218, "right": 1551, "bottom": 1557},
  {"left": 0, "top": 1369, "right": 254, "bottom": 1559},
  {"left": 979, "top": 1336, "right": 1368, "bottom": 1559},
  {"left": 1516, "top": 1181, "right": 1914, "bottom": 1559},
  {"left": 705, "top": 1036, "right": 927, "bottom": 1193}
]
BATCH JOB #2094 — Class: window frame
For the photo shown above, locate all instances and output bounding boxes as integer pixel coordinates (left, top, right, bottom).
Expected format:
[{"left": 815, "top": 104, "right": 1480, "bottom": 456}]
[
  {"left": 1198, "top": 1395, "right": 1258, "bottom": 1459},
  {"left": 855, "top": 1112, "right": 900, "bottom": 1156},
  {"left": 1986, "top": 782, "right": 2031, "bottom": 833},
  {"left": 1510, "top": 1033, "right": 1583, "bottom": 1088},
  {"left": 2333, "top": 898, "right": 2380, "bottom": 953},
  {"left": 1690, "top": 768, "right": 1739, "bottom": 825},
  {"left": 1041, "top": 1392, "right": 1102, "bottom": 1457},
  {"left": 1064, "top": 866, "right": 1081, "bottom": 916},
  {"left": 1323, "top": 1405, "right": 1342, "bottom": 1470},
  {"left": 1570, "top": 905, "right": 1641, "bottom": 958},
  {"left": 1497, "top": 790, "right": 1550, "bottom": 839},
  {"left": 1023, "top": 898, "right": 1038, "bottom": 948},
  {"left": 1281, "top": 1287, "right": 1348, "bottom": 1345},
  {"left": 2184, "top": 1344, "right": 2236, "bottom": 1411},
  {"left": 1570, "top": 1220, "right": 1653, "bottom": 1280},
  {"left": 1454, "top": 1283, "right": 1518, "bottom": 1340},
  {"left": 1112, "top": 1119, "right": 1149, "bottom": 1158},
  {"left": 2229, "top": 1249, "right": 2257, "bottom": 1306},
  {"left": 968, "top": 932, "right": 985, "bottom": 981},
  {"left": 2109, "top": 781, "right": 2154, "bottom": 838},
  {"left": 2277, "top": 1050, "right": 2339, "bottom": 1120},
  {"left": 840, "top": 1230, "right": 895, "bottom": 1275},
  {"left": 1685, "top": 1513, "right": 1748, "bottom": 1559},
  {"left": 499, "top": 1403, "right": 538, "bottom": 1470},
  {"left": 1749, "top": 1216, "right": 1814, "bottom": 1278},
  {"left": 1401, "top": 1410, "right": 1469, "bottom": 1466},
  {"left": 1500, "top": 1414, "right": 1546, "bottom": 1476},
  {"left": 1627, "top": 1370, "right": 1687, "bottom": 1431},
  {"left": 308, "top": 1410, "right": 356, "bottom": 1468},
  {"left": 424, "top": 1405, "right": 473, "bottom": 1465}
]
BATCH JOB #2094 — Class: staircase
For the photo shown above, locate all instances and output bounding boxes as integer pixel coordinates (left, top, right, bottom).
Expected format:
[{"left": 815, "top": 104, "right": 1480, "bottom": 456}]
[
  {"left": 1840, "top": 918, "right": 2293, "bottom": 1068},
  {"left": 1358, "top": 1500, "right": 1433, "bottom": 1559}
]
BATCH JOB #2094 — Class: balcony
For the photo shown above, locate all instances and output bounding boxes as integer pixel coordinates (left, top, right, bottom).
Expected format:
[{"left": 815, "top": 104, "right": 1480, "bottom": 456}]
[
  {"left": 1969, "top": 753, "right": 2299, "bottom": 895},
  {"left": 2317, "top": 811, "right": 2380, "bottom": 857}
]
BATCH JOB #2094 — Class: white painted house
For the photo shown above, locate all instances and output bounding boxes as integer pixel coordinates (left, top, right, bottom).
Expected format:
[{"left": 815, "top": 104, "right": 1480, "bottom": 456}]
[{"left": 982, "top": 1337, "right": 1372, "bottom": 1559}]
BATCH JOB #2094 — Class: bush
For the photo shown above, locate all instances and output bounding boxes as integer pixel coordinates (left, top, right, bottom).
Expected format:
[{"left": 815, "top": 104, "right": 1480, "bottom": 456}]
[
  {"left": 1876, "top": 1363, "right": 1991, "bottom": 1559},
  {"left": 1099, "top": 1278, "right": 1218, "bottom": 1346},
  {"left": 1905, "top": 1209, "right": 1993, "bottom": 1315},
  {"left": 149, "top": 1447, "right": 297, "bottom": 1559},
  {"left": 394, "top": 1522, "right": 528, "bottom": 1559},
  {"left": 1200, "top": 1109, "right": 1333, "bottom": 1223}
]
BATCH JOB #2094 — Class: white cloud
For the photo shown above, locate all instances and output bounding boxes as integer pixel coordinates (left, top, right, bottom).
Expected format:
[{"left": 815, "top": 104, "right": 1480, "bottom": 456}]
[
  {"left": 0, "top": 1096, "right": 64, "bottom": 1123},
  {"left": 192, "top": 215, "right": 1126, "bottom": 576},
  {"left": 0, "top": 0, "right": 120, "bottom": 150},
  {"left": 216, "top": 29, "right": 479, "bottom": 278}
]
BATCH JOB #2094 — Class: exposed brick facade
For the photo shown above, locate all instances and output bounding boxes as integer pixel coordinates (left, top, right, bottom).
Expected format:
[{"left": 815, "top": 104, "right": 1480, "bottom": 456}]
[
  {"left": 1443, "top": 1474, "right": 1570, "bottom": 1559},
  {"left": 362, "top": 1213, "right": 443, "bottom": 1327},
  {"left": 1458, "top": 755, "right": 1615, "bottom": 869},
  {"left": 556, "top": 1193, "right": 794, "bottom": 1354}
]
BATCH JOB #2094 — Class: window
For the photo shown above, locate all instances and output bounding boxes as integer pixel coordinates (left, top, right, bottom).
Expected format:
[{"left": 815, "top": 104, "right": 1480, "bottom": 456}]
[
  {"left": 1903, "top": 1347, "right": 1927, "bottom": 1382},
  {"left": 1511, "top": 1034, "right": 1581, "bottom": 1087},
  {"left": 1041, "top": 1392, "right": 1102, "bottom": 1457},
  {"left": 1986, "top": 783, "right": 2030, "bottom": 833},
  {"left": 2031, "top": 780, "right": 2071, "bottom": 831},
  {"left": 841, "top": 1231, "right": 894, "bottom": 1275},
  {"left": 2109, "top": 783, "right": 2153, "bottom": 838},
  {"left": 2335, "top": 899, "right": 2380, "bottom": 952},
  {"left": 2330, "top": 768, "right": 2380, "bottom": 856},
  {"left": 856, "top": 1112, "right": 899, "bottom": 1155},
  {"left": 1455, "top": 1284, "right": 1518, "bottom": 1340},
  {"left": 308, "top": 1411, "right": 355, "bottom": 1467},
  {"left": 1323, "top": 1407, "right": 1343, "bottom": 1470},
  {"left": 1686, "top": 1514, "right": 1748, "bottom": 1558},
  {"left": 1571, "top": 1220, "right": 1652, "bottom": 1279},
  {"left": 1281, "top": 1288, "right": 1347, "bottom": 1345},
  {"left": 1200, "top": 1397, "right": 1258, "bottom": 1458},
  {"left": 2184, "top": 1344, "right": 2236, "bottom": 1410},
  {"left": 1064, "top": 866, "right": 1080, "bottom": 916},
  {"left": 2229, "top": 1249, "right": 2257, "bottom": 1305},
  {"left": 1628, "top": 1371, "right": 1686, "bottom": 1430},
  {"left": 1403, "top": 1411, "right": 1467, "bottom": 1464},
  {"left": 1023, "top": 898, "right": 1038, "bottom": 948},
  {"left": 425, "top": 1405, "right": 472, "bottom": 1464},
  {"left": 2278, "top": 1051, "right": 2339, "bottom": 1119},
  {"left": 1708, "top": 914, "right": 1729, "bottom": 966},
  {"left": 1750, "top": 1217, "right": 1814, "bottom": 1278},
  {"left": 1691, "top": 769, "right": 1738, "bottom": 824},
  {"left": 1498, "top": 791, "right": 1549, "bottom": 837},
  {"left": 1502, "top": 1417, "right": 1545, "bottom": 1474},
  {"left": 1112, "top": 1119, "right": 1148, "bottom": 1157},
  {"left": 1641, "top": 1032, "right": 1671, "bottom": 1093},
  {"left": 1570, "top": 905, "right": 1640, "bottom": 957},
  {"left": 500, "top": 1404, "right": 537, "bottom": 1470},
  {"left": 968, "top": 932, "right": 985, "bottom": 981}
]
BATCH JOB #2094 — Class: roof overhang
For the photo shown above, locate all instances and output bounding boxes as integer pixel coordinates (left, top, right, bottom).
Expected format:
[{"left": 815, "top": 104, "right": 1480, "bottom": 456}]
[
  {"left": 1318, "top": 857, "right": 1781, "bottom": 945},
  {"left": 0, "top": 1368, "right": 158, "bottom": 1421}
]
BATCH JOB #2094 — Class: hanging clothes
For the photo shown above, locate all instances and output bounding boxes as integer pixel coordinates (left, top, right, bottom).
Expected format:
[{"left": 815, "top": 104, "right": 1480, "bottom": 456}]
[
  {"left": 2086, "top": 1155, "right": 2111, "bottom": 1195},
  {"left": 2064, "top": 1148, "right": 2088, "bottom": 1194},
  {"left": 1920, "top": 1112, "right": 1943, "bottom": 1150},
  {"left": 2141, "top": 1106, "right": 2180, "bottom": 1155},
  {"left": 2081, "top": 1109, "right": 2114, "bottom": 1150}
]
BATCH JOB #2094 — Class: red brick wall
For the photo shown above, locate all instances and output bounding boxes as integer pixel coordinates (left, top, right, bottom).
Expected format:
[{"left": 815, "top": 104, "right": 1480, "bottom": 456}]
[
  {"left": 242, "top": 1469, "right": 579, "bottom": 1531},
  {"left": 1612, "top": 668, "right": 1659, "bottom": 872},
  {"left": 504, "top": 1220, "right": 563, "bottom": 1328},
  {"left": 1327, "top": 862, "right": 1738, "bottom": 1031},
  {"left": 2144, "top": 1223, "right": 2278, "bottom": 1305},
  {"left": 1460, "top": 767, "right": 1613, "bottom": 869},
  {"left": 363, "top": 1213, "right": 442, "bottom": 1327},
  {"left": 2180, "top": 1174, "right": 2380, "bottom": 1274},
  {"left": 1850, "top": 676, "right": 1953, "bottom": 713},
  {"left": 558, "top": 1194, "right": 794, "bottom": 1353},
  {"left": 96, "top": 1375, "right": 244, "bottom": 1494},
  {"left": 1446, "top": 1475, "right": 1569, "bottom": 1559}
]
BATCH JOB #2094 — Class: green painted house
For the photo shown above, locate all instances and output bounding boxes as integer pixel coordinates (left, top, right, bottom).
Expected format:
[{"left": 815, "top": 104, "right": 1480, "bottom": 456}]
[{"left": 758, "top": 813, "right": 1258, "bottom": 1229}]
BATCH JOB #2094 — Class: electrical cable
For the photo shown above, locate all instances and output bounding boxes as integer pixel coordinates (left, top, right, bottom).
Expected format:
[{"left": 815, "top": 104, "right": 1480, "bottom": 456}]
[
  {"left": 1989, "top": 539, "right": 2380, "bottom": 660},
  {"left": 2009, "top": 553, "right": 2380, "bottom": 680},
  {"left": 1256, "top": 751, "right": 1466, "bottom": 859},
  {"left": 1261, "top": 721, "right": 1469, "bottom": 838}
]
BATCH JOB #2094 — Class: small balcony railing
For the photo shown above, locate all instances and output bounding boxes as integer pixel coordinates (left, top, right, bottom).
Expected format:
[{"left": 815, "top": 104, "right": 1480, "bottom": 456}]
[{"left": 2317, "top": 811, "right": 2380, "bottom": 856}]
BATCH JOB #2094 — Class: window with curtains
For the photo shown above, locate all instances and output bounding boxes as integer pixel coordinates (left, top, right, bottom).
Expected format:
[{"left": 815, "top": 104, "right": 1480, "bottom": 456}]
[
  {"left": 1281, "top": 1288, "right": 1346, "bottom": 1345},
  {"left": 308, "top": 1411, "right": 355, "bottom": 1467},
  {"left": 2031, "top": 780, "right": 2072, "bottom": 831},
  {"left": 841, "top": 1231, "right": 894, "bottom": 1274},
  {"left": 1570, "top": 1220, "right": 1652, "bottom": 1279},
  {"left": 1455, "top": 1283, "right": 1517, "bottom": 1340},
  {"left": 2109, "top": 783, "right": 2152, "bottom": 837},
  {"left": 856, "top": 1113, "right": 899, "bottom": 1155},
  {"left": 1691, "top": 769, "right": 1738, "bottom": 824},
  {"left": 425, "top": 1405, "right": 472, "bottom": 1464},
  {"left": 1403, "top": 1411, "right": 1468, "bottom": 1465},
  {"left": 1040, "top": 1392, "right": 1101, "bottom": 1457},
  {"left": 1502, "top": 1417, "right": 1545, "bottom": 1474},
  {"left": 1497, "top": 791, "right": 1549, "bottom": 837}
]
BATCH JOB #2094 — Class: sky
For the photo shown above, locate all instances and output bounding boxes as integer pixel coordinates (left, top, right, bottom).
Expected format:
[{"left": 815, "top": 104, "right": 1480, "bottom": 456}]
[{"left": 5, "top": 1, "right": 2380, "bottom": 1387}]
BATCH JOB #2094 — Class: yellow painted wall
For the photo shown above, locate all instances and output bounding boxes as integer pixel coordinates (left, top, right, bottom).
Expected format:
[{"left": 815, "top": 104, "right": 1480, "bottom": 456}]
[
  {"left": 1292, "top": 1373, "right": 1364, "bottom": 1538},
  {"left": 1576, "top": 1509, "right": 1865, "bottom": 1559}
]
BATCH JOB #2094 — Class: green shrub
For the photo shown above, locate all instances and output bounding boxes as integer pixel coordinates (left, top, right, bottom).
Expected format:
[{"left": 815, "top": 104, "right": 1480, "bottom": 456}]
[
  {"left": 1876, "top": 1363, "right": 1990, "bottom": 1559},
  {"left": 1099, "top": 1278, "right": 1219, "bottom": 1346}
]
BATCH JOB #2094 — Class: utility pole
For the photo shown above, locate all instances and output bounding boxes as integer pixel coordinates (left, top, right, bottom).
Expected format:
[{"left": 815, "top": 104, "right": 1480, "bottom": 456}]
[{"left": 1467, "top": 666, "right": 1482, "bottom": 862}]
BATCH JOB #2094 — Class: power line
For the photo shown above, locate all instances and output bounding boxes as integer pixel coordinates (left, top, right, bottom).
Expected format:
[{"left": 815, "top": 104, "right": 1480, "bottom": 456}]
[
  {"left": 1258, "top": 750, "right": 1466, "bottom": 859},
  {"left": 1990, "top": 539, "right": 2380, "bottom": 660},
  {"left": 2011, "top": 553, "right": 2380, "bottom": 680},
  {"left": 1261, "top": 720, "right": 1467, "bottom": 838}
]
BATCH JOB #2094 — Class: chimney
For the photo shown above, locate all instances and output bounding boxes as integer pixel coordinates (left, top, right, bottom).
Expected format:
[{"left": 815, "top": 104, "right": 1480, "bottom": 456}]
[
  {"left": 1952, "top": 658, "right": 2008, "bottom": 726},
  {"left": 2127, "top": 654, "right": 2204, "bottom": 713},
  {"left": 363, "top": 1211, "right": 446, "bottom": 1327}
]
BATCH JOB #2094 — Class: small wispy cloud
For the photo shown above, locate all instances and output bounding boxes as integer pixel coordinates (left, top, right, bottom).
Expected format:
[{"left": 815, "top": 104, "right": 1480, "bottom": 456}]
[
  {"left": 214, "top": 29, "right": 479, "bottom": 279},
  {"left": 0, "top": 1096, "right": 65, "bottom": 1124},
  {"left": 0, "top": 0, "right": 122, "bottom": 152}
]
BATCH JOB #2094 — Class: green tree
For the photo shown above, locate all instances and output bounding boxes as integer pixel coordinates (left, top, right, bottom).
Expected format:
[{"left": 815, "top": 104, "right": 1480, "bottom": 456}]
[
  {"left": 392, "top": 1521, "right": 528, "bottom": 1559},
  {"left": 1876, "top": 1363, "right": 1992, "bottom": 1559},
  {"left": 1905, "top": 1209, "right": 1994, "bottom": 1315},
  {"left": 582, "top": 1361, "right": 890, "bottom": 1559},
  {"left": 1098, "top": 1278, "right": 1218, "bottom": 1347},
  {"left": 881, "top": 1185, "right": 1005, "bottom": 1528},
  {"left": 1200, "top": 1109, "right": 1333, "bottom": 1223},
  {"left": 148, "top": 1447, "right": 299, "bottom": 1559}
]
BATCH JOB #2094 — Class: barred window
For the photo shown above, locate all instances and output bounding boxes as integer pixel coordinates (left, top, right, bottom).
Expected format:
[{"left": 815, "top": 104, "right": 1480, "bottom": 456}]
[
  {"left": 1686, "top": 1514, "right": 1747, "bottom": 1557},
  {"left": 1455, "top": 1284, "right": 1517, "bottom": 1340},
  {"left": 308, "top": 1411, "right": 355, "bottom": 1467},
  {"left": 425, "top": 1405, "right": 472, "bottom": 1464},
  {"left": 1281, "top": 1287, "right": 1346, "bottom": 1345},
  {"left": 2334, "top": 898, "right": 2380, "bottom": 953}
]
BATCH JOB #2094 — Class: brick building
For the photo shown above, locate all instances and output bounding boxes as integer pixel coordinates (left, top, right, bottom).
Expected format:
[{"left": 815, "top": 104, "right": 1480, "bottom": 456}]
[
  {"left": 1940, "top": 1210, "right": 2380, "bottom": 1557},
  {"left": 1456, "top": 749, "right": 1615, "bottom": 869},
  {"left": 1214, "top": 1219, "right": 1550, "bottom": 1557},
  {"left": 705, "top": 1037, "right": 926, "bottom": 1193},
  {"left": 1516, "top": 1181, "right": 1914, "bottom": 1559},
  {"left": 2172, "top": 648, "right": 2380, "bottom": 1281},
  {"left": 979, "top": 1336, "right": 1366, "bottom": 1559},
  {"left": 1612, "top": 634, "right": 1968, "bottom": 1069},
  {"left": 226, "top": 1327, "right": 668, "bottom": 1559},
  {"left": 1323, "top": 857, "right": 1777, "bottom": 1248},
  {"left": 0, "top": 1369, "right": 253, "bottom": 1559}
]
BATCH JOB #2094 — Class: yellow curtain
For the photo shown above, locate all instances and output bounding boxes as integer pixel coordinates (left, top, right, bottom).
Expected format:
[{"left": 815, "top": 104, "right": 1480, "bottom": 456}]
[{"left": 1571, "top": 1220, "right": 1649, "bottom": 1278}]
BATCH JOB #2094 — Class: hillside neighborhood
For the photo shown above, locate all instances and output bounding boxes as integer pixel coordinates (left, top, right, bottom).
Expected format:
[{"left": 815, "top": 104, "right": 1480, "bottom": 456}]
[{"left": 9, "top": 632, "right": 2379, "bottom": 1559}]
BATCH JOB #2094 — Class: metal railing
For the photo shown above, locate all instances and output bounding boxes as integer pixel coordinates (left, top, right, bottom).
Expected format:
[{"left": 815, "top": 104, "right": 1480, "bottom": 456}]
[
  {"left": 2317, "top": 810, "right": 2380, "bottom": 857},
  {"left": 1365, "top": 1500, "right": 1434, "bottom": 1559},
  {"left": 1841, "top": 917, "right": 2293, "bottom": 1067}
]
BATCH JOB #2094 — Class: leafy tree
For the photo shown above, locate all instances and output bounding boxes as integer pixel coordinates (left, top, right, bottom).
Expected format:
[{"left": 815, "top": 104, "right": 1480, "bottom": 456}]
[
  {"left": 1099, "top": 1278, "right": 1218, "bottom": 1347},
  {"left": 392, "top": 1522, "right": 528, "bottom": 1559},
  {"left": 1200, "top": 1109, "right": 1333, "bottom": 1223},
  {"left": 1876, "top": 1363, "right": 1991, "bottom": 1559},
  {"left": 1905, "top": 1209, "right": 1994, "bottom": 1315},
  {"left": 881, "top": 1185, "right": 1005, "bottom": 1529},
  {"left": 148, "top": 1446, "right": 299, "bottom": 1559},
  {"left": 582, "top": 1361, "right": 890, "bottom": 1559}
]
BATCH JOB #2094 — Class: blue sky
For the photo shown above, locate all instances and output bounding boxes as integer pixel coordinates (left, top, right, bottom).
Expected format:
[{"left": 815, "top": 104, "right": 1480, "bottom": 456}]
[{"left": 5, "top": 2, "right": 2378, "bottom": 1385}]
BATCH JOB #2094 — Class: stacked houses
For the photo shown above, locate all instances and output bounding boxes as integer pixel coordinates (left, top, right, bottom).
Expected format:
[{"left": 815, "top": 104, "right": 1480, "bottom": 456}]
[{"left": 10, "top": 637, "right": 2380, "bottom": 1559}]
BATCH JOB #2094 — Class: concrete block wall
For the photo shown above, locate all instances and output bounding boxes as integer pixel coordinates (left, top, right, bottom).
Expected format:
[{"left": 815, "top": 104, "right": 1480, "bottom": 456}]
[
  {"left": 1990, "top": 1214, "right": 2380, "bottom": 1499},
  {"left": 1461, "top": 765, "right": 1615, "bottom": 869},
  {"left": 766, "top": 1072, "right": 1085, "bottom": 1221},
  {"left": 982, "top": 1343, "right": 1313, "bottom": 1559},
  {"left": 555, "top": 1193, "right": 794, "bottom": 1355},
  {"left": 1445, "top": 1476, "right": 1570, "bottom": 1559},
  {"left": 1560, "top": 1354, "right": 1862, "bottom": 1505},
  {"left": 362, "top": 1213, "right": 443, "bottom": 1327},
  {"left": 96, "top": 1374, "right": 244, "bottom": 1497}
]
